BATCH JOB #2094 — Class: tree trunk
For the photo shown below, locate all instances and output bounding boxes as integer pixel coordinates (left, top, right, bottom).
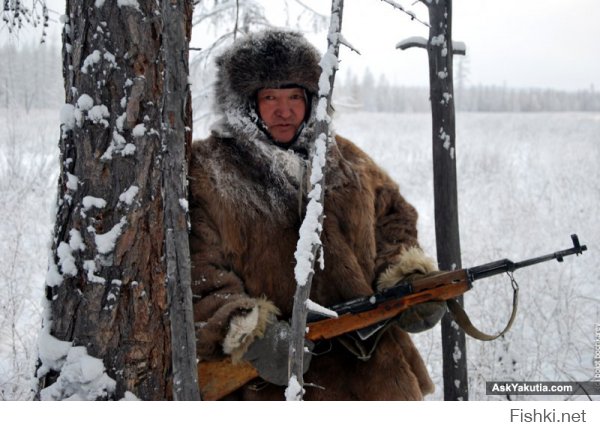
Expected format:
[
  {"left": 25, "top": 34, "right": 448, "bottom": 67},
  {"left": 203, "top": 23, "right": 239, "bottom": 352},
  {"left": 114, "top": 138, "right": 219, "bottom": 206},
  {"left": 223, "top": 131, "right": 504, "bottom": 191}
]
[
  {"left": 426, "top": 0, "right": 469, "bottom": 401},
  {"left": 38, "top": 0, "right": 195, "bottom": 401}
]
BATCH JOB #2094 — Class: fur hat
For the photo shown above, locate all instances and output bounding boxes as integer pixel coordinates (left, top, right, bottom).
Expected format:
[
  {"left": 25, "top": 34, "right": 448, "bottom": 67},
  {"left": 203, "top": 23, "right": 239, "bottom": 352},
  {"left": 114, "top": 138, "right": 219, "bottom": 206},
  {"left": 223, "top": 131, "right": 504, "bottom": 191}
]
[
  {"left": 211, "top": 29, "right": 323, "bottom": 150},
  {"left": 215, "top": 29, "right": 321, "bottom": 105}
]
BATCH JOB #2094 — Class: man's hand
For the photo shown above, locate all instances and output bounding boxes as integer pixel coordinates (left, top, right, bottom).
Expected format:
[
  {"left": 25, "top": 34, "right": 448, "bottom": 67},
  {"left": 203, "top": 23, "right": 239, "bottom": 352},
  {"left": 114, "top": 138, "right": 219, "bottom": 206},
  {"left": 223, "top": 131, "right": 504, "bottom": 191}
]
[
  {"left": 396, "top": 299, "right": 447, "bottom": 333},
  {"left": 396, "top": 272, "right": 447, "bottom": 333},
  {"left": 242, "top": 320, "right": 314, "bottom": 386}
]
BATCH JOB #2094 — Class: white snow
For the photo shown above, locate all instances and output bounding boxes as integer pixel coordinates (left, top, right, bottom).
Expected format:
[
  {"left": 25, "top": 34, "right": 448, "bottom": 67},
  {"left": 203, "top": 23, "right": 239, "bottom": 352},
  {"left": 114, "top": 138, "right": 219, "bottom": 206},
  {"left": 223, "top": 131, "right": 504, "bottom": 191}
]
[
  {"left": 59, "top": 103, "right": 76, "bottom": 133},
  {"left": 45, "top": 260, "right": 64, "bottom": 288},
  {"left": 121, "top": 391, "right": 140, "bottom": 400},
  {"left": 76, "top": 94, "right": 94, "bottom": 111},
  {"left": 118, "top": 0, "right": 140, "bottom": 10},
  {"left": 87, "top": 105, "right": 110, "bottom": 127},
  {"left": 430, "top": 34, "right": 446, "bottom": 46},
  {"left": 453, "top": 41, "right": 467, "bottom": 53},
  {"left": 294, "top": 190, "right": 323, "bottom": 286},
  {"left": 81, "top": 50, "right": 102, "bottom": 74},
  {"left": 179, "top": 198, "right": 189, "bottom": 212},
  {"left": 439, "top": 129, "right": 451, "bottom": 151},
  {"left": 284, "top": 374, "right": 304, "bottom": 401},
  {"left": 119, "top": 185, "right": 139, "bottom": 205},
  {"left": 121, "top": 143, "right": 136, "bottom": 156},
  {"left": 103, "top": 52, "right": 117, "bottom": 69},
  {"left": 305, "top": 298, "right": 338, "bottom": 318},
  {"left": 95, "top": 217, "right": 127, "bottom": 254},
  {"left": 453, "top": 340, "right": 462, "bottom": 364},
  {"left": 67, "top": 172, "right": 79, "bottom": 191},
  {"left": 116, "top": 113, "right": 127, "bottom": 132},
  {"left": 39, "top": 345, "right": 116, "bottom": 401},
  {"left": 57, "top": 242, "right": 77, "bottom": 276},
  {"left": 396, "top": 36, "right": 428, "bottom": 50},
  {"left": 82, "top": 195, "right": 107, "bottom": 211},
  {"left": 68, "top": 229, "right": 85, "bottom": 252},
  {"left": 83, "top": 260, "right": 106, "bottom": 284},
  {"left": 37, "top": 331, "right": 72, "bottom": 377},
  {"left": 132, "top": 123, "right": 146, "bottom": 137},
  {"left": 95, "top": 0, "right": 106, "bottom": 7}
]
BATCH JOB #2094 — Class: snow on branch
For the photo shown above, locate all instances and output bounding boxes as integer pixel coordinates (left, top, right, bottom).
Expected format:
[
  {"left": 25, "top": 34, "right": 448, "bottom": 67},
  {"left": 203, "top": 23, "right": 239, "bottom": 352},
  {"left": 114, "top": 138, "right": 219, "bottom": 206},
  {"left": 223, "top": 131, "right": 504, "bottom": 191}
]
[
  {"left": 379, "top": 0, "right": 430, "bottom": 28},
  {"left": 339, "top": 33, "right": 360, "bottom": 55},
  {"left": 396, "top": 36, "right": 467, "bottom": 55},
  {"left": 306, "top": 299, "right": 338, "bottom": 318},
  {"left": 288, "top": 0, "right": 345, "bottom": 401}
]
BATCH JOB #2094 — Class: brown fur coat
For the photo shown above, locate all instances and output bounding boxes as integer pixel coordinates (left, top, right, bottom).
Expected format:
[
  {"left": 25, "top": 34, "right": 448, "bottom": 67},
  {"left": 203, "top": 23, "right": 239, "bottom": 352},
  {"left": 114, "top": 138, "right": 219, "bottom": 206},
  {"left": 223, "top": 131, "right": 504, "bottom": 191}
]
[{"left": 189, "top": 131, "right": 435, "bottom": 400}]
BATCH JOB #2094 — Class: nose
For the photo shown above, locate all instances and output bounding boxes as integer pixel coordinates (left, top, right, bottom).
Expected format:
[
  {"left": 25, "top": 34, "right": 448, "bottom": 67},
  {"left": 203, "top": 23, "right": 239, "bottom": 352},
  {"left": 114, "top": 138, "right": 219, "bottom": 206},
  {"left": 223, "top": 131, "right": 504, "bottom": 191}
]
[{"left": 274, "top": 99, "right": 293, "bottom": 119}]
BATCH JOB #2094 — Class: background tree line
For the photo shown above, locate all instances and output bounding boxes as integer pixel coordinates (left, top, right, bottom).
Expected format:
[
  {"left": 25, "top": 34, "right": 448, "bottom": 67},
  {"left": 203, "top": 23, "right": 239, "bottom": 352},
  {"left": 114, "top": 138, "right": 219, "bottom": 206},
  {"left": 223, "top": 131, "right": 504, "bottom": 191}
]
[{"left": 336, "top": 68, "right": 600, "bottom": 113}]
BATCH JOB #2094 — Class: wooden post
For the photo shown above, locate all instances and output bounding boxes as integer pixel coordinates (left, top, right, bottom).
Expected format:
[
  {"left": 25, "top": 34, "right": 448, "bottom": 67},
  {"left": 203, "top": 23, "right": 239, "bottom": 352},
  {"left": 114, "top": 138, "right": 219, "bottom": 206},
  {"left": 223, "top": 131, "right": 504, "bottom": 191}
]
[{"left": 397, "top": 0, "right": 468, "bottom": 400}]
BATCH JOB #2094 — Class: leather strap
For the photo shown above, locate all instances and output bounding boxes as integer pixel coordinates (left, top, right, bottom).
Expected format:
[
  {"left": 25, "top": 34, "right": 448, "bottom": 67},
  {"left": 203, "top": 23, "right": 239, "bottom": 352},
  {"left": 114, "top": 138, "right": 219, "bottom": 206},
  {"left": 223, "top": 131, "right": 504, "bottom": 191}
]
[{"left": 446, "top": 277, "right": 519, "bottom": 341}]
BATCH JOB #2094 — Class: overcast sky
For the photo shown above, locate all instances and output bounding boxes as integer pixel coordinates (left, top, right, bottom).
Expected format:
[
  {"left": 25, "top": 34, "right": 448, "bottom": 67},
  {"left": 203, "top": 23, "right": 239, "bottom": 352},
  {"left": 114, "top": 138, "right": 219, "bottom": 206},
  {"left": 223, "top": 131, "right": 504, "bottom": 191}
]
[
  {"left": 307, "top": 0, "right": 600, "bottom": 91},
  {"left": 29, "top": 0, "right": 600, "bottom": 91}
]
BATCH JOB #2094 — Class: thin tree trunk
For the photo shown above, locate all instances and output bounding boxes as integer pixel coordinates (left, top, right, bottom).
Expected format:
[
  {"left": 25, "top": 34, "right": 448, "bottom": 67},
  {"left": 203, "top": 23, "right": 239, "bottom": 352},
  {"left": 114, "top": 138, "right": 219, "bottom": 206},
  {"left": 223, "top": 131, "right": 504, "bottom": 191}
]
[
  {"left": 425, "top": 0, "right": 469, "bottom": 401},
  {"left": 160, "top": 0, "right": 200, "bottom": 401},
  {"left": 288, "top": 0, "right": 344, "bottom": 400}
]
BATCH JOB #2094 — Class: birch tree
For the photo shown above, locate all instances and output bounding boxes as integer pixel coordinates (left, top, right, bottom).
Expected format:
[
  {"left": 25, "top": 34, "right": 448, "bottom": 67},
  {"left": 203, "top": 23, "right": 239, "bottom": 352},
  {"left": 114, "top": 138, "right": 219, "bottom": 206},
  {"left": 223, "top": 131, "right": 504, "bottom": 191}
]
[{"left": 37, "top": 0, "right": 198, "bottom": 401}]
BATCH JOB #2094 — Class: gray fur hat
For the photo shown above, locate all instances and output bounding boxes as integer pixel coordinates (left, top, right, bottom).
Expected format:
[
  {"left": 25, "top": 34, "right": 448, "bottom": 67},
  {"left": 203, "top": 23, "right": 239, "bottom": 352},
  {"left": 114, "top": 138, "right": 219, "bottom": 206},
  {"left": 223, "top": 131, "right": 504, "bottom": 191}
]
[
  {"left": 211, "top": 29, "right": 322, "bottom": 148},
  {"left": 215, "top": 29, "right": 322, "bottom": 104}
]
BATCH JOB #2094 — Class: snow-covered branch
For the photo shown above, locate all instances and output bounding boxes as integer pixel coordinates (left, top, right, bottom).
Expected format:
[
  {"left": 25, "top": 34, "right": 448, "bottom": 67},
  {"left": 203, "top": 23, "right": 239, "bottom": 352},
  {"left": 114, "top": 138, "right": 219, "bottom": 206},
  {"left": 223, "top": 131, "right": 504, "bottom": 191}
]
[
  {"left": 379, "top": 0, "right": 430, "bottom": 28},
  {"left": 396, "top": 36, "right": 466, "bottom": 55},
  {"left": 287, "top": 0, "right": 345, "bottom": 401}
]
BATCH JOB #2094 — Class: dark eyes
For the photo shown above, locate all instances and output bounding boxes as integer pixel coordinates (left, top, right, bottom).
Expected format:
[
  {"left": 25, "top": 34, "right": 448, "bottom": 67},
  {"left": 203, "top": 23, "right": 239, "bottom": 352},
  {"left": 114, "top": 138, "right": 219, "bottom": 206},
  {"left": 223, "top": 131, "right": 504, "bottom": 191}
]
[{"left": 261, "top": 94, "right": 303, "bottom": 102}]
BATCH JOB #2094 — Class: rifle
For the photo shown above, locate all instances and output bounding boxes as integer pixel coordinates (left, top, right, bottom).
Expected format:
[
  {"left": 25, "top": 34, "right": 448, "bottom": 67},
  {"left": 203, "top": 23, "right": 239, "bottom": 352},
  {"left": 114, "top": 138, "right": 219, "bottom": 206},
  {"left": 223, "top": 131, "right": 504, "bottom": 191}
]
[{"left": 197, "top": 234, "right": 587, "bottom": 400}]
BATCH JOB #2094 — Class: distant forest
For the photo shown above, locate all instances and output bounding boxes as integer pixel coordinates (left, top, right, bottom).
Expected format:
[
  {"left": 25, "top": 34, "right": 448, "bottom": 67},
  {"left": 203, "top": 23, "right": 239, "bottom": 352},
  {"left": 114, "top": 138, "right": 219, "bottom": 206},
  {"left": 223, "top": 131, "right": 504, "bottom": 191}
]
[
  {"left": 2, "top": 43, "right": 599, "bottom": 113},
  {"left": 335, "top": 69, "right": 600, "bottom": 112}
]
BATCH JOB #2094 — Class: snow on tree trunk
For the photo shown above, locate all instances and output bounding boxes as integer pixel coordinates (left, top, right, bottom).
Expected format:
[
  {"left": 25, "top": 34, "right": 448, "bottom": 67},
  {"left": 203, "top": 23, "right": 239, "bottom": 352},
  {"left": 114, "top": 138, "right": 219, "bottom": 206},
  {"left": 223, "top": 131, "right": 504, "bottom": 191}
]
[
  {"left": 424, "top": 0, "right": 469, "bottom": 401},
  {"left": 287, "top": 0, "right": 344, "bottom": 401},
  {"left": 37, "top": 0, "right": 196, "bottom": 400}
]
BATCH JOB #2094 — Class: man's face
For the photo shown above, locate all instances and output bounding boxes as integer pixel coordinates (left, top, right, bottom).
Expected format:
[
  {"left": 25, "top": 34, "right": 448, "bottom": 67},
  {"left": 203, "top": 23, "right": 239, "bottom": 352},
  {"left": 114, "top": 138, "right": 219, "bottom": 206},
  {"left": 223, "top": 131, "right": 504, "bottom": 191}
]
[{"left": 256, "top": 87, "right": 307, "bottom": 145}]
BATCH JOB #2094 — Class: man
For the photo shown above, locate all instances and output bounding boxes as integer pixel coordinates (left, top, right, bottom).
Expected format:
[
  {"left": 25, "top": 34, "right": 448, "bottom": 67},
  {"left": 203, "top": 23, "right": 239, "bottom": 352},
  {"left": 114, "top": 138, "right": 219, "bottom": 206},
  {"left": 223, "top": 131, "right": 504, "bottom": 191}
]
[{"left": 189, "top": 29, "right": 445, "bottom": 400}]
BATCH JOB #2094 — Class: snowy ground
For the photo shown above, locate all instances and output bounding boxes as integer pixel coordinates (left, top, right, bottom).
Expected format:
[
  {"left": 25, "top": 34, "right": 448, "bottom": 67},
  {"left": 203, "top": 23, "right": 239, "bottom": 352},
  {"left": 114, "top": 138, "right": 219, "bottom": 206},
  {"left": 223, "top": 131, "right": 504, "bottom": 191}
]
[{"left": 1, "top": 108, "right": 598, "bottom": 400}]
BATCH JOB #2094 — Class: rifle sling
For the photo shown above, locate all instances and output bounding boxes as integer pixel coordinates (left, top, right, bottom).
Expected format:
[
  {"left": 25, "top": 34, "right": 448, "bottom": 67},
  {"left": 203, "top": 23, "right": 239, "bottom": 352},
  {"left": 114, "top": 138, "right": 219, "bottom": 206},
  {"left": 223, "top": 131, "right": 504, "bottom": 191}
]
[{"left": 446, "top": 285, "right": 519, "bottom": 341}]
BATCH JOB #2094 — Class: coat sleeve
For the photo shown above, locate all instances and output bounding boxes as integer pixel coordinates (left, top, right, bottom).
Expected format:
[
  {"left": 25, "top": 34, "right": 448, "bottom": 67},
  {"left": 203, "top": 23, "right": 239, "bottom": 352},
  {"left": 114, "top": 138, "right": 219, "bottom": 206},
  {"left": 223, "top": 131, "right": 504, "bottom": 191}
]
[
  {"left": 189, "top": 145, "right": 279, "bottom": 362},
  {"left": 372, "top": 166, "right": 438, "bottom": 289}
]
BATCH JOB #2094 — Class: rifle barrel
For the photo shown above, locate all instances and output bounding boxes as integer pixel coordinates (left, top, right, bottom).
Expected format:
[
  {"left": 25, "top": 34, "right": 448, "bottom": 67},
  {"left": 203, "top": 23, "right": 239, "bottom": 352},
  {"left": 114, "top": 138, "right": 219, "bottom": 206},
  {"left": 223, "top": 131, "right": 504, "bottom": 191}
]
[{"left": 468, "top": 234, "right": 587, "bottom": 282}]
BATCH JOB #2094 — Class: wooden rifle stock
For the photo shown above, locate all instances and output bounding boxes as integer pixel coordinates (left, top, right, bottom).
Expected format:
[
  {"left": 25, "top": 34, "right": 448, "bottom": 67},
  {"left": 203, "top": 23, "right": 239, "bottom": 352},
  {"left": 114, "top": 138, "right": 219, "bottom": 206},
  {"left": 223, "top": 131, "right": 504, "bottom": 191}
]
[{"left": 197, "top": 270, "right": 471, "bottom": 400}]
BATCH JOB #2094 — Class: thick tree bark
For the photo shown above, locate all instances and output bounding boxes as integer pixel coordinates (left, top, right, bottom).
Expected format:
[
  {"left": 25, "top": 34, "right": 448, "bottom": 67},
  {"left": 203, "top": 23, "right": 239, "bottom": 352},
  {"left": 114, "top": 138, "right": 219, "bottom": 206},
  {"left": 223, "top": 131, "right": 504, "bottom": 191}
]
[{"left": 39, "top": 0, "right": 195, "bottom": 400}]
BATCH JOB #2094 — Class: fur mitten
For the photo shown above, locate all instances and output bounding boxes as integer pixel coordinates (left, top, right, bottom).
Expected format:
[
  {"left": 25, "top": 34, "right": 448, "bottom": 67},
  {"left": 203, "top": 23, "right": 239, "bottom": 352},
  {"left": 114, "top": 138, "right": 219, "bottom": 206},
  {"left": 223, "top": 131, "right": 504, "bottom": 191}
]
[
  {"left": 378, "top": 247, "right": 447, "bottom": 333},
  {"left": 222, "top": 298, "right": 280, "bottom": 362},
  {"left": 243, "top": 320, "right": 314, "bottom": 386}
]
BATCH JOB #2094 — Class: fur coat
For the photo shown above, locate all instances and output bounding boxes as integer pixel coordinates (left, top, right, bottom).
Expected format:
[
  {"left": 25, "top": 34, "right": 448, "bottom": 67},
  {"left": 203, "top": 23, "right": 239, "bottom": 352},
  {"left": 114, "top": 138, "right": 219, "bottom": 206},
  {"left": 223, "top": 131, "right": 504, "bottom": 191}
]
[{"left": 188, "top": 29, "right": 435, "bottom": 400}]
